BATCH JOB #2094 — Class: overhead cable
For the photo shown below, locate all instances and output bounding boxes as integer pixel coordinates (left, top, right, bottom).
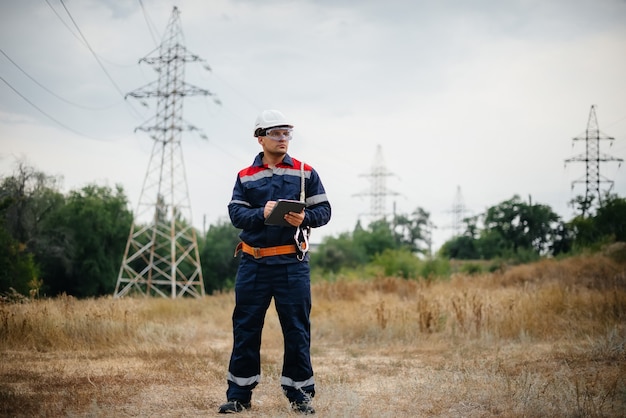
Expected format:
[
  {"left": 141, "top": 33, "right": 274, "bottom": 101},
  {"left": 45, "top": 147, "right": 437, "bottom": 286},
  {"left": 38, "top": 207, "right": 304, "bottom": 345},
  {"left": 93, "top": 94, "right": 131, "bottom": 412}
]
[
  {"left": 44, "top": 0, "right": 83, "bottom": 45},
  {"left": 43, "top": 0, "right": 137, "bottom": 68},
  {"left": 137, "top": 0, "right": 161, "bottom": 47},
  {"left": 0, "top": 48, "right": 121, "bottom": 111},
  {"left": 58, "top": 0, "right": 144, "bottom": 119},
  {"left": 0, "top": 75, "right": 108, "bottom": 142}
]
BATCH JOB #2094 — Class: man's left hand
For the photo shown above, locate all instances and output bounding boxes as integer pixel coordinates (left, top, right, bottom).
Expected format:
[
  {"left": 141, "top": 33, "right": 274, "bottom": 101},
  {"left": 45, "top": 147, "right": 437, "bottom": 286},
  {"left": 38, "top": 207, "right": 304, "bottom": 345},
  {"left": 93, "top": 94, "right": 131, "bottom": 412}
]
[{"left": 284, "top": 210, "right": 304, "bottom": 227}]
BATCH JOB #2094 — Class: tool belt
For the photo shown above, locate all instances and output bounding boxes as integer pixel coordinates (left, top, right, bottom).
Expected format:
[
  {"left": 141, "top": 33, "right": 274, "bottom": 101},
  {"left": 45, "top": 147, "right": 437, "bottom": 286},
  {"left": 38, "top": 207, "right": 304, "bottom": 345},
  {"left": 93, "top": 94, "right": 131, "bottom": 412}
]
[{"left": 234, "top": 242, "right": 298, "bottom": 259}]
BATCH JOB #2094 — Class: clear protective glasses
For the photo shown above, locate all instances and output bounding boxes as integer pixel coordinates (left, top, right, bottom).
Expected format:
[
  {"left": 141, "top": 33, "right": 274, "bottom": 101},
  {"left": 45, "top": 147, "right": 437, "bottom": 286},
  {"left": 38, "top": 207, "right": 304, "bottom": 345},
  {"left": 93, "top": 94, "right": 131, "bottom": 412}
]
[{"left": 265, "top": 127, "right": 293, "bottom": 141}]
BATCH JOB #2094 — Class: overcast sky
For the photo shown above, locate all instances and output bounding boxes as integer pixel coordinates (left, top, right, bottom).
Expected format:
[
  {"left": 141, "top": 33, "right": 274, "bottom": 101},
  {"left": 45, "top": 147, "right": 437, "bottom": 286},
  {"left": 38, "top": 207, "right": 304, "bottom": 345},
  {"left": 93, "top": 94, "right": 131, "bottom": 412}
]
[{"left": 1, "top": 0, "right": 625, "bottom": 251}]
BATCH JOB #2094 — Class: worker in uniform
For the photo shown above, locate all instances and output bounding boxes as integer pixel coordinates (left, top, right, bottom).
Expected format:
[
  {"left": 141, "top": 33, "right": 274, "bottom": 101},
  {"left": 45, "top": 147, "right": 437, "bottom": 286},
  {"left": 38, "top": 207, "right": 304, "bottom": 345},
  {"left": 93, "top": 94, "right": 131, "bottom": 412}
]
[{"left": 218, "top": 109, "right": 331, "bottom": 415}]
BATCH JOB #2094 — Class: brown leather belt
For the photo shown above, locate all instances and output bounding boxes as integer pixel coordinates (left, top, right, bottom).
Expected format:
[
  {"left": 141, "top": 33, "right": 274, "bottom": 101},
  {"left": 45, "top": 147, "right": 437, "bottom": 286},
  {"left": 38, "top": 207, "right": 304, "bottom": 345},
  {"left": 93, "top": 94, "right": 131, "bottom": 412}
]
[{"left": 234, "top": 242, "right": 297, "bottom": 259}]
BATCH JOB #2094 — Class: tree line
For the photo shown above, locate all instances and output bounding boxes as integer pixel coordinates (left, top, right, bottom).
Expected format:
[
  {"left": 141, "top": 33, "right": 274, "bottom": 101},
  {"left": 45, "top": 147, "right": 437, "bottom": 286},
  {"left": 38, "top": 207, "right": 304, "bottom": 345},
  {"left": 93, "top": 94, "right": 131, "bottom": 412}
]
[{"left": 2, "top": 163, "right": 625, "bottom": 298}]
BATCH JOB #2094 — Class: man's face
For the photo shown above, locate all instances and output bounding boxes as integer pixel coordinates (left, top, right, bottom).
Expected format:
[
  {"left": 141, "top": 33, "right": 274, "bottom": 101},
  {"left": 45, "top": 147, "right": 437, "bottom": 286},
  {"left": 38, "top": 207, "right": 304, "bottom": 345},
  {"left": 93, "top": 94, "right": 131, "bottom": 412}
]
[{"left": 259, "top": 127, "right": 292, "bottom": 156}]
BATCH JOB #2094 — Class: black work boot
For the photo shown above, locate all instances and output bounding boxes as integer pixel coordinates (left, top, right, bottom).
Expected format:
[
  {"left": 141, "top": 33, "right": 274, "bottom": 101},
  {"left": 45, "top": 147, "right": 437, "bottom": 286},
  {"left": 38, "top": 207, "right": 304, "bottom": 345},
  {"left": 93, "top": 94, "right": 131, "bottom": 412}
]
[
  {"left": 291, "top": 400, "right": 315, "bottom": 415},
  {"left": 218, "top": 400, "right": 251, "bottom": 413}
]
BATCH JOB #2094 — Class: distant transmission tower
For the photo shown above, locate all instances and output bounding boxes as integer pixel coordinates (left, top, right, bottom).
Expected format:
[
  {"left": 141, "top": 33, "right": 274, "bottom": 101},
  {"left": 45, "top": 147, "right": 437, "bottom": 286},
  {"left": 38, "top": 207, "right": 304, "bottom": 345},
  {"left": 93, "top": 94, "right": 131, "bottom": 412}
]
[
  {"left": 353, "top": 145, "right": 399, "bottom": 221},
  {"left": 565, "top": 105, "right": 623, "bottom": 215},
  {"left": 447, "top": 185, "right": 468, "bottom": 237},
  {"left": 114, "top": 7, "right": 218, "bottom": 298}
]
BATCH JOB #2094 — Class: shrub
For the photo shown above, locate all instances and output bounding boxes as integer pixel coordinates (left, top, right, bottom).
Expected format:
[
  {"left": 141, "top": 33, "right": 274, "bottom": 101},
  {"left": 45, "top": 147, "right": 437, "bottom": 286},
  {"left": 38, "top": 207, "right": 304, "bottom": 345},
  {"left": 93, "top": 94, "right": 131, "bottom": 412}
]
[
  {"left": 371, "top": 248, "right": 420, "bottom": 279},
  {"left": 460, "top": 262, "right": 483, "bottom": 275},
  {"left": 419, "top": 257, "right": 451, "bottom": 279}
]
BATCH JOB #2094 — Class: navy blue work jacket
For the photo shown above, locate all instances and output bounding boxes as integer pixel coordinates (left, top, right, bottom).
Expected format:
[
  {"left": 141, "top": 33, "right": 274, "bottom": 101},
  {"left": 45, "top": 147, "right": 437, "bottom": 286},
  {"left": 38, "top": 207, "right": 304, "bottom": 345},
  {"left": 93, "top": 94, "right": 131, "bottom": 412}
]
[{"left": 228, "top": 153, "right": 331, "bottom": 264}]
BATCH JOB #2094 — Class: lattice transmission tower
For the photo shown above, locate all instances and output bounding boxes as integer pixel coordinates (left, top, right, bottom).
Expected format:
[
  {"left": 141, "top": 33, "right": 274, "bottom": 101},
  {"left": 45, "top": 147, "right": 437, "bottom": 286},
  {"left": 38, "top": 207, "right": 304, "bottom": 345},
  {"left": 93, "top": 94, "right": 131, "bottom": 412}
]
[
  {"left": 564, "top": 105, "right": 623, "bottom": 215},
  {"left": 114, "top": 7, "right": 218, "bottom": 298},
  {"left": 353, "top": 145, "right": 399, "bottom": 221},
  {"left": 447, "top": 185, "right": 469, "bottom": 237}
]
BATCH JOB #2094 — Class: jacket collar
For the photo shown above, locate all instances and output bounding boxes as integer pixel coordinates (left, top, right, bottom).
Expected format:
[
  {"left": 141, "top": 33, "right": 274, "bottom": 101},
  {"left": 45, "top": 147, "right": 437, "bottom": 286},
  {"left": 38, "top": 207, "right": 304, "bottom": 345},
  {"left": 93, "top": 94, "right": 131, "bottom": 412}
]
[{"left": 253, "top": 152, "right": 293, "bottom": 168}]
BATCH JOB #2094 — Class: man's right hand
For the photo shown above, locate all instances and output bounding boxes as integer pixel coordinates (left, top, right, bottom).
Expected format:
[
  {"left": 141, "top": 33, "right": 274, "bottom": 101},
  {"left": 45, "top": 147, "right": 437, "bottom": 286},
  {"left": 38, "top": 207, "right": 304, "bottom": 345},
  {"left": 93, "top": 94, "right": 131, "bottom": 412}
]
[{"left": 263, "top": 201, "right": 277, "bottom": 219}]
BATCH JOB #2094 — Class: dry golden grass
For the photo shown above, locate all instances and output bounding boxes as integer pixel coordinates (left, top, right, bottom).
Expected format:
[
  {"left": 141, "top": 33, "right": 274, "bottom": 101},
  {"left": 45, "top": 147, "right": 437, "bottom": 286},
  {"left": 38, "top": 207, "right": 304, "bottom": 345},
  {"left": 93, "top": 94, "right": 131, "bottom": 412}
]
[{"left": 1, "top": 251, "right": 625, "bottom": 417}]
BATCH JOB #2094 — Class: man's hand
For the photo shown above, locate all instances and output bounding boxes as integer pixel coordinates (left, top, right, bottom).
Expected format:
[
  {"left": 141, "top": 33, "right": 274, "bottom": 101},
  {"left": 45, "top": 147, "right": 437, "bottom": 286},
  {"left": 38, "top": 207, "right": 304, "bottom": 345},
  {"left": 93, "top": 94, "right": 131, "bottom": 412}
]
[
  {"left": 284, "top": 209, "right": 305, "bottom": 227},
  {"left": 264, "top": 201, "right": 277, "bottom": 219},
  {"left": 263, "top": 200, "right": 304, "bottom": 227}
]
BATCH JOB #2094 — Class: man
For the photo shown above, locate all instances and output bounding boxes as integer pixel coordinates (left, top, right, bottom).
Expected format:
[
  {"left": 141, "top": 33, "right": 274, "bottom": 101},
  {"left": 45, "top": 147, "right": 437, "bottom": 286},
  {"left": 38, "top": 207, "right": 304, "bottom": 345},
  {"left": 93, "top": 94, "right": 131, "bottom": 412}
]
[{"left": 219, "top": 109, "right": 331, "bottom": 415}]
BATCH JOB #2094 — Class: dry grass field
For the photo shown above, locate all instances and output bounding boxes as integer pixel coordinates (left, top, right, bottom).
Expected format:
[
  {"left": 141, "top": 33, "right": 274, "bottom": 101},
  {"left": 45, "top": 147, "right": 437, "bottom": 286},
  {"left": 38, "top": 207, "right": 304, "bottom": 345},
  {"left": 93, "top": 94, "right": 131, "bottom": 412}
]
[{"left": 1, "top": 247, "right": 626, "bottom": 417}]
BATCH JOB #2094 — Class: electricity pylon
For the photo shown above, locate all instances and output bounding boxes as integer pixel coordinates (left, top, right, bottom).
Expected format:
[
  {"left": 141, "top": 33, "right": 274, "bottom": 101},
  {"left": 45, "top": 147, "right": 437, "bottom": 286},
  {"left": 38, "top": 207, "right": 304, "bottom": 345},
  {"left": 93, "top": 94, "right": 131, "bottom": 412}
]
[
  {"left": 565, "top": 105, "right": 623, "bottom": 215},
  {"left": 114, "top": 7, "right": 217, "bottom": 298},
  {"left": 447, "top": 185, "right": 469, "bottom": 237},
  {"left": 353, "top": 144, "right": 400, "bottom": 221}
]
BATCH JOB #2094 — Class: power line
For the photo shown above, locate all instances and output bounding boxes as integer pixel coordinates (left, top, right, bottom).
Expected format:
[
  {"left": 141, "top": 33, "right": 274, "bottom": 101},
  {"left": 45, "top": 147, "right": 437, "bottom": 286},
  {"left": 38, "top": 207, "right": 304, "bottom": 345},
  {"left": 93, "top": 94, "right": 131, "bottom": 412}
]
[
  {"left": 0, "top": 75, "right": 108, "bottom": 141},
  {"left": 44, "top": 0, "right": 83, "bottom": 45},
  {"left": 42, "top": 0, "right": 139, "bottom": 69},
  {"left": 0, "top": 48, "right": 121, "bottom": 111},
  {"left": 58, "top": 0, "right": 125, "bottom": 98},
  {"left": 137, "top": 0, "right": 161, "bottom": 47},
  {"left": 58, "top": 0, "right": 143, "bottom": 119}
]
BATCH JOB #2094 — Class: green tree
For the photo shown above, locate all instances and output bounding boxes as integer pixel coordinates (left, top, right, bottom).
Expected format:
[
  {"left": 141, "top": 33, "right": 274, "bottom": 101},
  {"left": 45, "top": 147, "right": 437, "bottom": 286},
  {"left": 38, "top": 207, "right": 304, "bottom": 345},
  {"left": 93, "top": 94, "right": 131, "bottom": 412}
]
[
  {"left": 0, "top": 223, "right": 39, "bottom": 295},
  {"left": 440, "top": 195, "right": 566, "bottom": 260},
  {"left": 310, "top": 232, "right": 368, "bottom": 273},
  {"left": 313, "top": 209, "right": 433, "bottom": 274},
  {"left": 594, "top": 194, "right": 626, "bottom": 242},
  {"left": 547, "top": 220, "right": 574, "bottom": 256},
  {"left": 391, "top": 207, "right": 432, "bottom": 255},
  {"left": 1, "top": 161, "right": 64, "bottom": 250},
  {"left": 568, "top": 193, "right": 626, "bottom": 249},
  {"left": 40, "top": 184, "right": 132, "bottom": 297},
  {"left": 569, "top": 194, "right": 595, "bottom": 217},
  {"left": 439, "top": 234, "right": 480, "bottom": 259},
  {"left": 199, "top": 218, "right": 242, "bottom": 293},
  {"left": 482, "top": 195, "right": 560, "bottom": 256},
  {"left": 353, "top": 218, "right": 398, "bottom": 260},
  {"left": 438, "top": 215, "right": 482, "bottom": 259},
  {"left": 477, "top": 229, "right": 513, "bottom": 259},
  {"left": 568, "top": 215, "right": 597, "bottom": 248},
  {"left": 371, "top": 248, "right": 420, "bottom": 279},
  {"left": 0, "top": 162, "right": 63, "bottom": 295}
]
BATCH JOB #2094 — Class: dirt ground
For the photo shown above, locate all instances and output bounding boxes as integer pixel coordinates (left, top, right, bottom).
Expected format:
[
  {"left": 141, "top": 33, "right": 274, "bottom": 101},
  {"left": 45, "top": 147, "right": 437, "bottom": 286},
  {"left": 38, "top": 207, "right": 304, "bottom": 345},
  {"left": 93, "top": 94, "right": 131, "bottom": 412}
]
[{"left": 2, "top": 330, "right": 625, "bottom": 417}]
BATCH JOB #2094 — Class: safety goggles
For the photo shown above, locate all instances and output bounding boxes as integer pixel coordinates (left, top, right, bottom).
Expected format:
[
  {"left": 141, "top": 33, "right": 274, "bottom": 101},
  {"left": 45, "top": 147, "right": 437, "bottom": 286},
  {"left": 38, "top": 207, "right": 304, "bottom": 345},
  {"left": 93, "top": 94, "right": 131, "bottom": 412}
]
[{"left": 265, "top": 127, "right": 293, "bottom": 141}]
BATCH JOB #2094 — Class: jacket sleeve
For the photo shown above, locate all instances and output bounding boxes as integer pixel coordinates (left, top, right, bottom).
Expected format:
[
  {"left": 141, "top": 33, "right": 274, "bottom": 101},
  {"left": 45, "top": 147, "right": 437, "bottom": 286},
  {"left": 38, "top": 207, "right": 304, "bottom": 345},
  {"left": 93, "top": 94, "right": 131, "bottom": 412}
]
[
  {"left": 302, "top": 167, "right": 331, "bottom": 229},
  {"left": 227, "top": 175, "right": 265, "bottom": 230}
]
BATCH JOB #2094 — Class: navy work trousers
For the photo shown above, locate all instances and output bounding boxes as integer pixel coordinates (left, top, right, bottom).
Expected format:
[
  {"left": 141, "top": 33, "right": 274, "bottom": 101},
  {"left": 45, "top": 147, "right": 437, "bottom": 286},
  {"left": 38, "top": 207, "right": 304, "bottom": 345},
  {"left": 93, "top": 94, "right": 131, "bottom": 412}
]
[{"left": 226, "top": 257, "right": 315, "bottom": 403}]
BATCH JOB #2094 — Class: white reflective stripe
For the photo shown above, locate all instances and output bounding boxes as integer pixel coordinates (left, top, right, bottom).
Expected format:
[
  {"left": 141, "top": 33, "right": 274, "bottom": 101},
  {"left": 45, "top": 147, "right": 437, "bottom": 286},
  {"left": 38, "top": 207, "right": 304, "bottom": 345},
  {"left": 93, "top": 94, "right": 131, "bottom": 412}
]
[
  {"left": 229, "top": 199, "right": 251, "bottom": 207},
  {"left": 228, "top": 372, "right": 261, "bottom": 386},
  {"left": 241, "top": 170, "right": 273, "bottom": 183},
  {"left": 280, "top": 375, "right": 315, "bottom": 388},
  {"left": 306, "top": 193, "right": 328, "bottom": 206},
  {"left": 273, "top": 167, "right": 311, "bottom": 178}
]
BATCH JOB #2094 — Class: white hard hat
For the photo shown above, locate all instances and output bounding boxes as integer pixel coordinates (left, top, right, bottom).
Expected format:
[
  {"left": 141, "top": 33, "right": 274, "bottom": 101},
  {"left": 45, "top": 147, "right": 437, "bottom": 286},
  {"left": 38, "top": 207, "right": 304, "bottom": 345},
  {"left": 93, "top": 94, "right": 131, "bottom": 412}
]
[{"left": 254, "top": 109, "right": 293, "bottom": 136}]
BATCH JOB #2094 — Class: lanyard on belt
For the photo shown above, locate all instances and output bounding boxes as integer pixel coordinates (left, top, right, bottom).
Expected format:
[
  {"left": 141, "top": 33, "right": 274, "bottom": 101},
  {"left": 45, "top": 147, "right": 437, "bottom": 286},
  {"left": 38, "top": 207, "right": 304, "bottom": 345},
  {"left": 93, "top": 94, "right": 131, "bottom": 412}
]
[{"left": 295, "top": 162, "right": 310, "bottom": 261}]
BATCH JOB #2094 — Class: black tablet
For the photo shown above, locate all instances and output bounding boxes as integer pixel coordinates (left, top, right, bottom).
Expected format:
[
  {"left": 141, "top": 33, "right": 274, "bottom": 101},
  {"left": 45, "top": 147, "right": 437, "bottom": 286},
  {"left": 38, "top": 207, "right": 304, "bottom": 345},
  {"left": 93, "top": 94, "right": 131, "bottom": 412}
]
[{"left": 264, "top": 199, "right": 306, "bottom": 226}]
